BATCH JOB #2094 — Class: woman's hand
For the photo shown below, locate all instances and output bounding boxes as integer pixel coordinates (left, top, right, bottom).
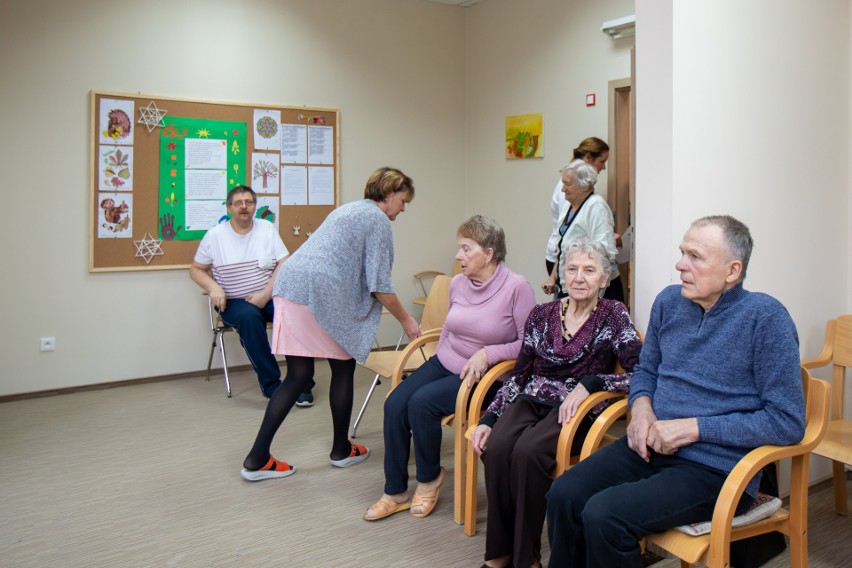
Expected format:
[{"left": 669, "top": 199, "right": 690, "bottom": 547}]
[
  {"left": 471, "top": 424, "right": 492, "bottom": 455},
  {"left": 558, "top": 383, "right": 590, "bottom": 424},
  {"left": 541, "top": 275, "right": 558, "bottom": 295},
  {"left": 402, "top": 315, "right": 421, "bottom": 340},
  {"left": 460, "top": 348, "right": 489, "bottom": 387}
]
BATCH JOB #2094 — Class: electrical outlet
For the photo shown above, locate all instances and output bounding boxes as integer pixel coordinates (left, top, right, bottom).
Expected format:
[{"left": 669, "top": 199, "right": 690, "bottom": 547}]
[{"left": 40, "top": 337, "right": 56, "bottom": 352}]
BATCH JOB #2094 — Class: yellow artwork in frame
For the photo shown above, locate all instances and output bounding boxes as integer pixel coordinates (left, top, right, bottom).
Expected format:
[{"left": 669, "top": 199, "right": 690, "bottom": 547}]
[{"left": 505, "top": 112, "right": 543, "bottom": 159}]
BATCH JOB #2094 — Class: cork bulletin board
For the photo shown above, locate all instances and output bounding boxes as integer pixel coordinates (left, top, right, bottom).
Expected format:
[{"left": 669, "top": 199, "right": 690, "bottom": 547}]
[{"left": 89, "top": 91, "right": 339, "bottom": 272}]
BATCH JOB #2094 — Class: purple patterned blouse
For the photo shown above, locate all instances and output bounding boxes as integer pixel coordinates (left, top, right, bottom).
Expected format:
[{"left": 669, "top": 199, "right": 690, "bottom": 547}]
[{"left": 479, "top": 298, "right": 642, "bottom": 427}]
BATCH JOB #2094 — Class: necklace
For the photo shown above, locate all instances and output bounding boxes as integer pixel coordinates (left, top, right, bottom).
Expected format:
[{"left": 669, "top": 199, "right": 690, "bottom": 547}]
[{"left": 561, "top": 297, "right": 598, "bottom": 340}]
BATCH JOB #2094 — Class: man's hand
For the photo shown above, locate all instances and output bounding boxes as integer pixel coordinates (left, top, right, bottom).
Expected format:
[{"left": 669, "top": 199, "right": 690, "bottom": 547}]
[
  {"left": 558, "top": 383, "right": 590, "bottom": 424},
  {"left": 245, "top": 289, "right": 271, "bottom": 308},
  {"left": 626, "top": 396, "right": 657, "bottom": 462},
  {"left": 209, "top": 286, "right": 227, "bottom": 312},
  {"left": 471, "top": 424, "right": 492, "bottom": 455},
  {"left": 646, "top": 418, "right": 699, "bottom": 455},
  {"left": 460, "top": 348, "right": 489, "bottom": 387}
]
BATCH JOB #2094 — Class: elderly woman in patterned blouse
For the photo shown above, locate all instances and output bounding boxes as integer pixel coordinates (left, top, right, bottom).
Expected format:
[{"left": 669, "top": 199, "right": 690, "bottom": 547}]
[{"left": 470, "top": 238, "right": 642, "bottom": 568}]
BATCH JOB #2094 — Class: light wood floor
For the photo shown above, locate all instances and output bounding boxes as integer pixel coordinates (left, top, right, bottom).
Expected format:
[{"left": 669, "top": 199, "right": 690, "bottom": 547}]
[{"left": 1, "top": 364, "right": 849, "bottom": 567}]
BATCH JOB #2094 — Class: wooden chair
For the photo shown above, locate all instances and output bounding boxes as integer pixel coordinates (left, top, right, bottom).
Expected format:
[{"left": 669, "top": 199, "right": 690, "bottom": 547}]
[
  {"left": 412, "top": 261, "right": 462, "bottom": 306},
  {"left": 801, "top": 315, "right": 852, "bottom": 516},
  {"left": 383, "top": 326, "right": 482, "bottom": 525},
  {"left": 462, "top": 360, "right": 630, "bottom": 536},
  {"left": 621, "top": 367, "right": 830, "bottom": 568},
  {"left": 351, "top": 275, "right": 451, "bottom": 437}
]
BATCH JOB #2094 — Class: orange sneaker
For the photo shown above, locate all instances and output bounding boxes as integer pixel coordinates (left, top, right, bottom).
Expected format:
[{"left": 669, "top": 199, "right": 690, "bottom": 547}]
[
  {"left": 330, "top": 442, "right": 370, "bottom": 468},
  {"left": 240, "top": 456, "right": 296, "bottom": 481}
]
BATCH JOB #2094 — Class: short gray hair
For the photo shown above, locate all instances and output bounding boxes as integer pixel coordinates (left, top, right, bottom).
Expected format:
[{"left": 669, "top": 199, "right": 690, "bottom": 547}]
[
  {"left": 691, "top": 215, "right": 753, "bottom": 281},
  {"left": 564, "top": 159, "right": 598, "bottom": 190},
  {"left": 457, "top": 215, "right": 507, "bottom": 264},
  {"left": 564, "top": 238, "right": 611, "bottom": 283}
]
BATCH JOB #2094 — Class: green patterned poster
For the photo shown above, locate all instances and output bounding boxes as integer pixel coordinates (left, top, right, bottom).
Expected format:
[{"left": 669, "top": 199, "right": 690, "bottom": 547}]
[{"left": 158, "top": 117, "right": 247, "bottom": 241}]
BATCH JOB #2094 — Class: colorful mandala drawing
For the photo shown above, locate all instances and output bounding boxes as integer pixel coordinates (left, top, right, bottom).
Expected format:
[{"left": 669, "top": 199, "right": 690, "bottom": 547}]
[{"left": 256, "top": 116, "right": 278, "bottom": 139}]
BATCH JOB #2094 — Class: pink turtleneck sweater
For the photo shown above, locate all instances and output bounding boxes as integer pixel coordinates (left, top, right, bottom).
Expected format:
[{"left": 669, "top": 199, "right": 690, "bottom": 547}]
[{"left": 435, "top": 263, "right": 536, "bottom": 374}]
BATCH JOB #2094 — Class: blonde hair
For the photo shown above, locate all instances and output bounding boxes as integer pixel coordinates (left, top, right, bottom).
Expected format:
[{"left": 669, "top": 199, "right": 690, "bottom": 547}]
[{"left": 363, "top": 167, "right": 414, "bottom": 202}]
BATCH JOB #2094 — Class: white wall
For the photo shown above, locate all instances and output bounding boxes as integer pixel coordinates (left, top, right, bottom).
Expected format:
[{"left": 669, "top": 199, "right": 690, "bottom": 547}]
[
  {"left": 635, "top": 0, "right": 850, "bottom": 484},
  {"left": 0, "top": 0, "right": 466, "bottom": 395},
  {"left": 463, "top": 0, "right": 634, "bottom": 300}
]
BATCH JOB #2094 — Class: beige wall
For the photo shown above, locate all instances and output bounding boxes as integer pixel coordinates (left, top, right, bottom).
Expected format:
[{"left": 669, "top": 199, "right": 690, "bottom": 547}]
[
  {"left": 0, "top": 0, "right": 466, "bottom": 395},
  {"left": 463, "top": 0, "right": 635, "bottom": 299},
  {"left": 635, "top": 0, "right": 849, "bottom": 366}
]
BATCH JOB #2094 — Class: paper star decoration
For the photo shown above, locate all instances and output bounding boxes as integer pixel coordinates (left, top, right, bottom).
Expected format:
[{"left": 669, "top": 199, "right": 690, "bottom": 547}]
[
  {"left": 138, "top": 101, "right": 168, "bottom": 133},
  {"left": 134, "top": 233, "right": 164, "bottom": 264}
]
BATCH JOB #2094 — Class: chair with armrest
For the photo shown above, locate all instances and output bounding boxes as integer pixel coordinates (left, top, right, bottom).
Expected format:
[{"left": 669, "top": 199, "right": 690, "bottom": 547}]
[
  {"left": 378, "top": 325, "right": 483, "bottom": 525},
  {"left": 609, "top": 367, "right": 829, "bottom": 568},
  {"left": 351, "top": 275, "right": 451, "bottom": 438},
  {"left": 801, "top": 314, "right": 852, "bottom": 516},
  {"left": 462, "top": 358, "right": 631, "bottom": 536}
]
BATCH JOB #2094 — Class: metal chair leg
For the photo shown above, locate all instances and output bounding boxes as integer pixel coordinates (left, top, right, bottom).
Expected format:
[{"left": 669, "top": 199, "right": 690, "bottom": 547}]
[
  {"left": 218, "top": 331, "right": 232, "bottom": 398},
  {"left": 206, "top": 334, "right": 217, "bottom": 382},
  {"left": 351, "top": 372, "right": 382, "bottom": 438}
]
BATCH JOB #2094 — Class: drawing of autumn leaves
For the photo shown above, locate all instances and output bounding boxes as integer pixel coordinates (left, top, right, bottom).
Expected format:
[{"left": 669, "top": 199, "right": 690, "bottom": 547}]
[{"left": 100, "top": 146, "right": 133, "bottom": 190}]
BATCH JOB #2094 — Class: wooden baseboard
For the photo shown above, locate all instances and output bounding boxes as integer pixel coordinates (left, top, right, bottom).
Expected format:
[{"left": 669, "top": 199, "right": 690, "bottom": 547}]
[{"left": 0, "top": 361, "right": 286, "bottom": 403}]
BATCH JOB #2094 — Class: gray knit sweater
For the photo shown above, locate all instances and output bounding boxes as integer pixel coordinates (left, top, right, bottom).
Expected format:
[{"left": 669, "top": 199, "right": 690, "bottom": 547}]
[{"left": 273, "top": 199, "right": 395, "bottom": 363}]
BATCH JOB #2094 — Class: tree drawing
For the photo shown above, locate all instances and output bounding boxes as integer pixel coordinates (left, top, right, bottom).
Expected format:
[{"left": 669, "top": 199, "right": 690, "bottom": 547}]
[{"left": 252, "top": 160, "right": 279, "bottom": 189}]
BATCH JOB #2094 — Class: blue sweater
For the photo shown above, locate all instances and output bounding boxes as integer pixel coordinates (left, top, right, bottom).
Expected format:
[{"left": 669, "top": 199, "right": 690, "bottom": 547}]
[{"left": 629, "top": 284, "right": 805, "bottom": 496}]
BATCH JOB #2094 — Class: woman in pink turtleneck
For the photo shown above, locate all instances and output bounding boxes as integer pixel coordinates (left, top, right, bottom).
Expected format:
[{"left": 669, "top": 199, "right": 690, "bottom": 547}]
[{"left": 364, "top": 215, "right": 536, "bottom": 522}]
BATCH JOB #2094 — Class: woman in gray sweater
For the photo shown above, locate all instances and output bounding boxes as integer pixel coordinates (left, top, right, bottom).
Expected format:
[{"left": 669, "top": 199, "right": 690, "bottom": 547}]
[{"left": 241, "top": 167, "right": 421, "bottom": 481}]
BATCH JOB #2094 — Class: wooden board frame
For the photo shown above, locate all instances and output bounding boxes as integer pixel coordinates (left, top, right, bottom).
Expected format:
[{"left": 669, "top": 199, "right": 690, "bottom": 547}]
[{"left": 89, "top": 91, "right": 339, "bottom": 272}]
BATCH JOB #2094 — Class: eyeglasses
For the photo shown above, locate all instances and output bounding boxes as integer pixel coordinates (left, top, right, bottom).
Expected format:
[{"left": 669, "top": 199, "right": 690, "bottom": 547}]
[{"left": 231, "top": 200, "right": 255, "bottom": 208}]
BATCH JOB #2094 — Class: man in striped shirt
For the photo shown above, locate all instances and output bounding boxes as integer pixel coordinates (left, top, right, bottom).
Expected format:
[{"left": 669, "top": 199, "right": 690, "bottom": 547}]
[{"left": 190, "top": 186, "right": 292, "bottom": 399}]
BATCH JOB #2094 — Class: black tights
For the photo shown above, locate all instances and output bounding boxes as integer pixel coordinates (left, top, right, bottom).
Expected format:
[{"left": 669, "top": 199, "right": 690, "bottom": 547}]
[{"left": 243, "top": 355, "right": 357, "bottom": 470}]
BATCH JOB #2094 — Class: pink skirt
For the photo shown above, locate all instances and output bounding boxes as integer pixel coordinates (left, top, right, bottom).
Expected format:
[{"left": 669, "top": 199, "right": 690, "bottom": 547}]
[{"left": 272, "top": 297, "right": 352, "bottom": 360}]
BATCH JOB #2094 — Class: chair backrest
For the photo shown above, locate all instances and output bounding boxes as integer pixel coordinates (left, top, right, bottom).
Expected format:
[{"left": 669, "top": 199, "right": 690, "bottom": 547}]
[
  {"left": 830, "top": 316, "right": 852, "bottom": 420},
  {"left": 421, "top": 274, "right": 451, "bottom": 332}
]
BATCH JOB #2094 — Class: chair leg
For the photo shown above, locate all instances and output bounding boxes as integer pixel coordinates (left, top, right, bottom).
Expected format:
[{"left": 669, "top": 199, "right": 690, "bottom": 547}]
[
  {"left": 464, "top": 440, "right": 478, "bottom": 536},
  {"left": 218, "top": 331, "right": 232, "bottom": 398},
  {"left": 206, "top": 334, "right": 217, "bottom": 382},
  {"left": 832, "top": 460, "right": 849, "bottom": 516},
  {"left": 454, "top": 420, "right": 466, "bottom": 525},
  {"left": 351, "top": 373, "right": 382, "bottom": 438}
]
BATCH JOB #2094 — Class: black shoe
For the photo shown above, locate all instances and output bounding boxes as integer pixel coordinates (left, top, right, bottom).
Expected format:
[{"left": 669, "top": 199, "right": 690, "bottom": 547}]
[{"left": 295, "top": 391, "right": 314, "bottom": 407}]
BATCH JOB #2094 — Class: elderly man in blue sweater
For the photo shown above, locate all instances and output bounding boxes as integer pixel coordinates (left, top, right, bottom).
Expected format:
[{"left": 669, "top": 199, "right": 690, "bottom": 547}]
[{"left": 545, "top": 215, "right": 806, "bottom": 568}]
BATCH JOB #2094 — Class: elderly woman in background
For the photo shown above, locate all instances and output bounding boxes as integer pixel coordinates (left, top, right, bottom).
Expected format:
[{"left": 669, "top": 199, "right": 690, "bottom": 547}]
[
  {"left": 544, "top": 137, "right": 609, "bottom": 277},
  {"left": 542, "top": 160, "right": 623, "bottom": 303},
  {"left": 240, "top": 167, "right": 421, "bottom": 481},
  {"left": 472, "top": 239, "right": 642, "bottom": 568},
  {"left": 364, "top": 215, "right": 536, "bottom": 521}
]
